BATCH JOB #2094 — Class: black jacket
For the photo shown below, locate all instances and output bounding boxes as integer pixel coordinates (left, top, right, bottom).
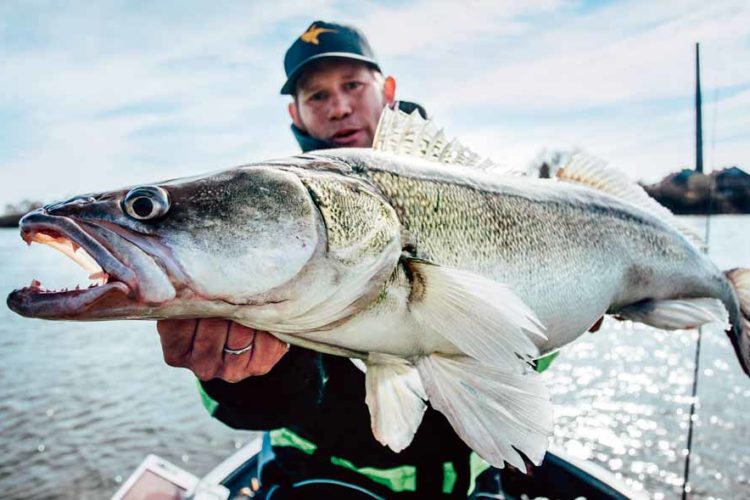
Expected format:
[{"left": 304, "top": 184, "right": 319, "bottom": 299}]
[{"left": 202, "top": 349, "right": 474, "bottom": 496}]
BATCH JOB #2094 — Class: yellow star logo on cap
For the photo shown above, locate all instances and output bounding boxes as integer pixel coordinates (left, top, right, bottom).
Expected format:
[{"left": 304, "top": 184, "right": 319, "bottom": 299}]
[{"left": 300, "top": 24, "right": 337, "bottom": 45}]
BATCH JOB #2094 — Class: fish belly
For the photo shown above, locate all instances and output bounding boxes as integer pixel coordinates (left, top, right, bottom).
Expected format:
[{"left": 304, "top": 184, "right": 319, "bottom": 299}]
[{"left": 296, "top": 269, "right": 460, "bottom": 358}]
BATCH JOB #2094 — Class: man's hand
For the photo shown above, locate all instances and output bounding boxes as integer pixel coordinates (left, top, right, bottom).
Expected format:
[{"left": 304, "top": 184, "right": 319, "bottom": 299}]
[{"left": 157, "top": 319, "right": 289, "bottom": 383}]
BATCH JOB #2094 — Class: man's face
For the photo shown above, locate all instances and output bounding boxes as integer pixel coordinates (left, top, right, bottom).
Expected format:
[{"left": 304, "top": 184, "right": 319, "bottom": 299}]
[{"left": 290, "top": 59, "right": 394, "bottom": 148}]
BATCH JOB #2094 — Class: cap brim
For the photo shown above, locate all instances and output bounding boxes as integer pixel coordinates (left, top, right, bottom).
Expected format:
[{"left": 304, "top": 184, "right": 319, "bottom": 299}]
[{"left": 280, "top": 53, "right": 381, "bottom": 95}]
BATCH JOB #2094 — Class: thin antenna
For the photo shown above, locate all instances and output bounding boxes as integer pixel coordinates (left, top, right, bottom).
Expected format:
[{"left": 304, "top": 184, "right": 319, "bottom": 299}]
[
  {"left": 681, "top": 43, "right": 719, "bottom": 500},
  {"left": 695, "top": 43, "right": 704, "bottom": 174}
]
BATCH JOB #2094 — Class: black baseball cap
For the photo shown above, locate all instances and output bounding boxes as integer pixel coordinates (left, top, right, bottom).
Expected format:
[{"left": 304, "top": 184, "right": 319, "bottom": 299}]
[{"left": 281, "top": 21, "right": 381, "bottom": 95}]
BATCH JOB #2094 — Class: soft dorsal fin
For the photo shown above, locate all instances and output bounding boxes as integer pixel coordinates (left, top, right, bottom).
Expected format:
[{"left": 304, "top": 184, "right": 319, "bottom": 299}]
[
  {"left": 557, "top": 151, "right": 705, "bottom": 249},
  {"left": 373, "top": 105, "right": 523, "bottom": 174}
]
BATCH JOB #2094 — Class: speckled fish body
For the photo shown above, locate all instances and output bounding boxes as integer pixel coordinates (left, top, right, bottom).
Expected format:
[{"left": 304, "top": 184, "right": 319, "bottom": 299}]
[{"left": 275, "top": 149, "right": 744, "bottom": 359}]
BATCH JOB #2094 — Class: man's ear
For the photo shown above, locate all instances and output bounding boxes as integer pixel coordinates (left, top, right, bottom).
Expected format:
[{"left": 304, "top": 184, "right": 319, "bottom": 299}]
[
  {"left": 288, "top": 101, "right": 306, "bottom": 130},
  {"left": 384, "top": 76, "right": 396, "bottom": 105}
]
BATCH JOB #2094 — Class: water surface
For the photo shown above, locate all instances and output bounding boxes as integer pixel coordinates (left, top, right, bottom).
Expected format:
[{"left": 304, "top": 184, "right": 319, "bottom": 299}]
[{"left": 1, "top": 216, "right": 748, "bottom": 498}]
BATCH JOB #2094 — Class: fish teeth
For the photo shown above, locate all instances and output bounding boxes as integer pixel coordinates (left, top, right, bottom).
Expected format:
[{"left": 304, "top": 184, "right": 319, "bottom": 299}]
[
  {"left": 29, "top": 281, "right": 93, "bottom": 293},
  {"left": 88, "top": 271, "right": 109, "bottom": 286}
]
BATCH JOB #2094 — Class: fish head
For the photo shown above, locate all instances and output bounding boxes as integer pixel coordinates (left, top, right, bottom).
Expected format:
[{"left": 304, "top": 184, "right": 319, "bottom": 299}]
[
  {"left": 6, "top": 165, "right": 327, "bottom": 321},
  {"left": 7, "top": 161, "right": 403, "bottom": 330}
]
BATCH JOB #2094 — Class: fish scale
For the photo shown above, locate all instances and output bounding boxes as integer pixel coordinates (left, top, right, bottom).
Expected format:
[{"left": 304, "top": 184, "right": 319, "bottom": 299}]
[{"left": 296, "top": 150, "right": 717, "bottom": 351}]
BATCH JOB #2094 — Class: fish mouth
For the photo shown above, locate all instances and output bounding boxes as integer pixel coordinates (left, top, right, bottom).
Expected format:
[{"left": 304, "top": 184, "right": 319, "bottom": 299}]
[{"left": 7, "top": 209, "right": 175, "bottom": 320}]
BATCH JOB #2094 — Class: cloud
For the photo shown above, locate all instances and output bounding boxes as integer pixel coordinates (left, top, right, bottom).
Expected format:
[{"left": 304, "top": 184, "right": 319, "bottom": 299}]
[
  {"left": 413, "top": 0, "right": 750, "bottom": 181},
  {"left": 431, "top": 1, "right": 750, "bottom": 111},
  {"left": 0, "top": 0, "right": 748, "bottom": 206},
  {"left": 352, "top": 0, "right": 568, "bottom": 56},
  {"left": 0, "top": 0, "right": 315, "bottom": 204}
]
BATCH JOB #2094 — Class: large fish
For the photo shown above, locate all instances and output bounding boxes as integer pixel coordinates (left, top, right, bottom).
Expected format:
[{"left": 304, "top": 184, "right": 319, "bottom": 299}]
[{"left": 7, "top": 110, "right": 750, "bottom": 471}]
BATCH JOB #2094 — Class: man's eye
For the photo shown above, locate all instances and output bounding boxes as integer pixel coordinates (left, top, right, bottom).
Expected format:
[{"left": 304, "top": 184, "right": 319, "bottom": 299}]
[
  {"left": 310, "top": 92, "right": 327, "bottom": 102},
  {"left": 344, "top": 81, "right": 362, "bottom": 91}
]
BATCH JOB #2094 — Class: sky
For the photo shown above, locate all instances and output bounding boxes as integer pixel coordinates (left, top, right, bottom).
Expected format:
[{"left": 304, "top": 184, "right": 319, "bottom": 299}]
[{"left": 1, "top": 0, "right": 748, "bottom": 208}]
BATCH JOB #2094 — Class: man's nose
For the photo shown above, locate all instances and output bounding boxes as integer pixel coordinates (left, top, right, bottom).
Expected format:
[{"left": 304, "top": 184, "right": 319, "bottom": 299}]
[{"left": 328, "top": 92, "right": 352, "bottom": 120}]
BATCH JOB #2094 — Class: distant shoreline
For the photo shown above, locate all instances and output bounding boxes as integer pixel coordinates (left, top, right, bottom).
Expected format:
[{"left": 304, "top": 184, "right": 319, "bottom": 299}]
[
  {"left": 642, "top": 167, "right": 750, "bottom": 215},
  {"left": 0, "top": 202, "right": 42, "bottom": 228},
  {"left": 0, "top": 214, "right": 22, "bottom": 228}
]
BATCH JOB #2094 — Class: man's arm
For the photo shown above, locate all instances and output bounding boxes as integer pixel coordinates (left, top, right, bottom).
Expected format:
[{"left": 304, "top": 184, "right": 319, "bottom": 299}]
[{"left": 157, "top": 320, "right": 326, "bottom": 429}]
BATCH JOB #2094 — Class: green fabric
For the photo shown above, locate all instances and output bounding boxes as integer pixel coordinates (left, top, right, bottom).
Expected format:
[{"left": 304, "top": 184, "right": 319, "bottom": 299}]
[
  {"left": 270, "top": 427, "right": 487, "bottom": 494},
  {"left": 196, "top": 380, "right": 219, "bottom": 416},
  {"left": 468, "top": 453, "right": 491, "bottom": 495},
  {"left": 270, "top": 427, "right": 417, "bottom": 492},
  {"left": 269, "top": 427, "right": 317, "bottom": 455},
  {"left": 330, "top": 456, "right": 416, "bottom": 492},
  {"left": 534, "top": 351, "right": 560, "bottom": 373},
  {"left": 442, "top": 461, "right": 457, "bottom": 494}
]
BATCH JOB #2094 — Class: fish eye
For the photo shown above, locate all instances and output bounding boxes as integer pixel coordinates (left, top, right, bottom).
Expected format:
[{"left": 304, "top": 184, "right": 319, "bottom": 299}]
[{"left": 122, "top": 186, "right": 170, "bottom": 221}]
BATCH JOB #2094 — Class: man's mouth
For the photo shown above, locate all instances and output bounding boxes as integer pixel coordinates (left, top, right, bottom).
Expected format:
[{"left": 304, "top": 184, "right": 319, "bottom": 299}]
[{"left": 330, "top": 128, "right": 365, "bottom": 146}]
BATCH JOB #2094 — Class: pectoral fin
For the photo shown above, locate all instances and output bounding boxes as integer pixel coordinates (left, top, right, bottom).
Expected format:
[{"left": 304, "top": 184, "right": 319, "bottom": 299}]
[
  {"left": 405, "top": 259, "right": 545, "bottom": 366},
  {"left": 617, "top": 297, "right": 729, "bottom": 330},
  {"left": 417, "top": 354, "right": 553, "bottom": 470},
  {"left": 365, "top": 354, "right": 427, "bottom": 452}
]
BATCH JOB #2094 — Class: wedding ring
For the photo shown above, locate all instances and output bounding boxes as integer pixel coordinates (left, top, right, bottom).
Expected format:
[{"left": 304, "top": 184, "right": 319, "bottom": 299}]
[{"left": 223, "top": 342, "right": 254, "bottom": 355}]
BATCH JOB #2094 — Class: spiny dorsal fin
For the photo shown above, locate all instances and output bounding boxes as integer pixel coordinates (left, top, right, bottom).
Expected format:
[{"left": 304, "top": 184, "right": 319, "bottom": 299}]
[
  {"left": 373, "top": 105, "right": 521, "bottom": 174},
  {"left": 557, "top": 151, "right": 705, "bottom": 249}
]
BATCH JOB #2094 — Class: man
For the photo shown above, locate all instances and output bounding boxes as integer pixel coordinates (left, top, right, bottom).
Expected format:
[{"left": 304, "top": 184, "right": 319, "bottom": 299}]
[{"left": 157, "top": 21, "right": 501, "bottom": 498}]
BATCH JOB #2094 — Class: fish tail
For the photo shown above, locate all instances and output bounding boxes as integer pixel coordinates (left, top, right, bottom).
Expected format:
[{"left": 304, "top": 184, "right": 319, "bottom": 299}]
[{"left": 725, "top": 268, "right": 750, "bottom": 377}]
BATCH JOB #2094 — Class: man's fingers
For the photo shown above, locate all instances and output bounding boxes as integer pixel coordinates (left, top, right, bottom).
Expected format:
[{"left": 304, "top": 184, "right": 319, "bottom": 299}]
[
  {"left": 224, "top": 322, "right": 256, "bottom": 352},
  {"left": 247, "top": 331, "right": 290, "bottom": 376},
  {"left": 220, "top": 323, "right": 257, "bottom": 383},
  {"left": 157, "top": 319, "right": 197, "bottom": 367},
  {"left": 190, "top": 319, "right": 230, "bottom": 380},
  {"left": 219, "top": 329, "right": 289, "bottom": 381},
  {"left": 158, "top": 319, "right": 288, "bottom": 383}
]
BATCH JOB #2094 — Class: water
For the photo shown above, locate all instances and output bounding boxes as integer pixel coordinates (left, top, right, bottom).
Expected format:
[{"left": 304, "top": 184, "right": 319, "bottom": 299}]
[
  {"left": 546, "top": 215, "right": 750, "bottom": 498},
  {"left": 1, "top": 216, "right": 749, "bottom": 499},
  {"left": 0, "top": 230, "right": 254, "bottom": 499}
]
